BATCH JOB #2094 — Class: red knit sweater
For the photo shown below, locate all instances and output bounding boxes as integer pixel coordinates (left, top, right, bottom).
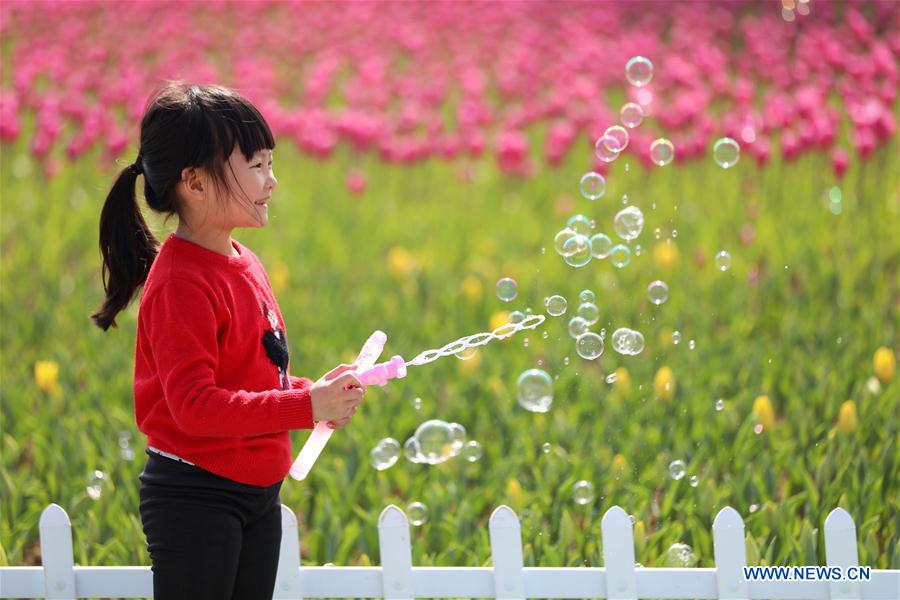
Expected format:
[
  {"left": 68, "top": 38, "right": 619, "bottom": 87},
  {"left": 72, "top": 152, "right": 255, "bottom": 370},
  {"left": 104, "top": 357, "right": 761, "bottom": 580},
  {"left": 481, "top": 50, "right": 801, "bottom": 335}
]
[{"left": 134, "top": 233, "right": 315, "bottom": 487}]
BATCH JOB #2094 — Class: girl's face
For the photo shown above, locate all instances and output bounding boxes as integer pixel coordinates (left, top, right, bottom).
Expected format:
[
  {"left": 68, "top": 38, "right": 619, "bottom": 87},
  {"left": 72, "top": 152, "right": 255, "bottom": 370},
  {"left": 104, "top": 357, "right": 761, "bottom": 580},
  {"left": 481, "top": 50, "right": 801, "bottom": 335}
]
[{"left": 223, "top": 146, "right": 276, "bottom": 229}]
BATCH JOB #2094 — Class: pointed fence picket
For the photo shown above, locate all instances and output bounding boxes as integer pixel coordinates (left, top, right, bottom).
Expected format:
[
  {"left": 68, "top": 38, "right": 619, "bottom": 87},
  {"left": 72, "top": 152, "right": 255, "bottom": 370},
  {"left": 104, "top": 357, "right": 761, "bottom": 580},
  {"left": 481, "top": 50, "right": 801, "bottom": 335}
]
[{"left": 1, "top": 503, "right": 898, "bottom": 599}]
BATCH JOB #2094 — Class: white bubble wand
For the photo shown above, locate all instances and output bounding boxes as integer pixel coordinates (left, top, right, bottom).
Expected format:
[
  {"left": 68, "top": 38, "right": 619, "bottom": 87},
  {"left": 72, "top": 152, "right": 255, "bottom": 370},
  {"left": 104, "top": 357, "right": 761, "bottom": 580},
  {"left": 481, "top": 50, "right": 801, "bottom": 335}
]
[{"left": 289, "top": 314, "right": 546, "bottom": 480}]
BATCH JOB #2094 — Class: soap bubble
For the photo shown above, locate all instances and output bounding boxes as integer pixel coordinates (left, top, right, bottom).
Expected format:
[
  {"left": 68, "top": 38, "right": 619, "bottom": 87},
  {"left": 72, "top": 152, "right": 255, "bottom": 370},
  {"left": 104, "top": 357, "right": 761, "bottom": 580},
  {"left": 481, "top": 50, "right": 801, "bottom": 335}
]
[
  {"left": 715, "top": 250, "right": 732, "bottom": 271},
  {"left": 715, "top": 399, "right": 725, "bottom": 411},
  {"left": 414, "top": 419, "right": 461, "bottom": 465},
  {"left": 562, "top": 235, "right": 592, "bottom": 267},
  {"left": 614, "top": 206, "right": 645, "bottom": 241},
  {"left": 407, "top": 501, "right": 429, "bottom": 526},
  {"left": 688, "top": 339, "right": 696, "bottom": 350},
  {"left": 620, "top": 102, "right": 645, "bottom": 128},
  {"left": 455, "top": 347, "right": 478, "bottom": 360},
  {"left": 647, "top": 280, "right": 669, "bottom": 305},
  {"left": 462, "top": 440, "right": 483, "bottom": 462},
  {"left": 665, "top": 543, "right": 697, "bottom": 567},
  {"left": 86, "top": 470, "right": 105, "bottom": 500},
  {"left": 713, "top": 137, "right": 740, "bottom": 168},
  {"left": 566, "top": 214, "right": 593, "bottom": 236},
  {"left": 413, "top": 397, "right": 423, "bottom": 411},
  {"left": 496, "top": 278, "right": 517, "bottom": 302},
  {"left": 689, "top": 475, "right": 699, "bottom": 487},
  {"left": 625, "top": 56, "right": 654, "bottom": 87},
  {"left": 403, "top": 436, "right": 423, "bottom": 463},
  {"left": 576, "top": 302, "right": 600, "bottom": 325},
  {"left": 554, "top": 227, "right": 578, "bottom": 256},
  {"left": 370, "top": 437, "right": 401, "bottom": 471},
  {"left": 576, "top": 332, "right": 605, "bottom": 360},
  {"left": 611, "top": 328, "right": 645, "bottom": 355},
  {"left": 649, "top": 138, "right": 675, "bottom": 166},
  {"left": 605, "top": 372, "right": 617, "bottom": 384},
  {"left": 594, "top": 135, "right": 621, "bottom": 163},
  {"left": 516, "top": 369, "right": 554, "bottom": 413},
  {"left": 568, "top": 316, "right": 590, "bottom": 339},
  {"left": 448, "top": 422, "right": 468, "bottom": 455},
  {"left": 572, "top": 480, "right": 595, "bottom": 505},
  {"left": 609, "top": 245, "right": 632, "bottom": 268},
  {"left": 509, "top": 310, "right": 526, "bottom": 324},
  {"left": 603, "top": 125, "right": 630, "bottom": 152},
  {"left": 544, "top": 295, "right": 568, "bottom": 316},
  {"left": 590, "top": 233, "right": 613, "bottom": 259},
  {"left": 630, "top": 330, "right": 645, "bottom": 354},
  {"left": 579, "top": 172, "right": 606, "bottom": 200},
  {"left": 672, "top": 330, "right": 682, "bottom": 344},
  {"left": 668, "top": 459, "right": 687, "bottom": 480},
  {"left": 542, "top": 442, "right": 552, "bottom": 454},
  {"left": 579, "top": 290, "right": 595, "bottom": 303}
]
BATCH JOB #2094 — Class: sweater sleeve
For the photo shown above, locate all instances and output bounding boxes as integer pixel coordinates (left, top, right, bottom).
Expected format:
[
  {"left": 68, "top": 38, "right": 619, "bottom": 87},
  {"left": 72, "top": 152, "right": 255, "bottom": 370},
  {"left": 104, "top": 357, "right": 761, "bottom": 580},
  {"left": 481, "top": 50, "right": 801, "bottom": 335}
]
[{"left": 146, "top": 278, "right": 315, "bottom": 437}]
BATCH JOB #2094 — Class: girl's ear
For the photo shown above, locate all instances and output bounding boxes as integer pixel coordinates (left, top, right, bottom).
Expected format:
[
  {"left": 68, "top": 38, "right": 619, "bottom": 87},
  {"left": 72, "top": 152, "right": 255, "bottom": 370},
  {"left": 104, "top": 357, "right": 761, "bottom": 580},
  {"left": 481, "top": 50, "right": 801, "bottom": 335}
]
[{"left": 180, "top": 167, "right": 206, "bottom": 198}]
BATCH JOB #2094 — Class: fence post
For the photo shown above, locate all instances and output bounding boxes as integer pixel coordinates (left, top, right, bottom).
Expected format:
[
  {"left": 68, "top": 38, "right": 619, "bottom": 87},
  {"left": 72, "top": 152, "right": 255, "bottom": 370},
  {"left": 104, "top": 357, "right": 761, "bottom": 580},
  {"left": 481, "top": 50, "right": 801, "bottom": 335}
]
[
  {"left": 713, "top": 506, "right": 749, "bottom": 600},
  {"left": 378, "top": 504, "right": 413, "bottom": 600},
  {"left": 489, "top": 505, "right": 525, "bottom": 600},
  {"left": 602, "top": 506, "right": 637, "bottom": 600},
  {"left": 39, "top": 504, "right": 77, "bottom": 600},
  {"left": 824, "top": 508, "right": 862, "bottom": 600},
  {"left": 273, "top": 505, "right": 302, "bottom": 599}
]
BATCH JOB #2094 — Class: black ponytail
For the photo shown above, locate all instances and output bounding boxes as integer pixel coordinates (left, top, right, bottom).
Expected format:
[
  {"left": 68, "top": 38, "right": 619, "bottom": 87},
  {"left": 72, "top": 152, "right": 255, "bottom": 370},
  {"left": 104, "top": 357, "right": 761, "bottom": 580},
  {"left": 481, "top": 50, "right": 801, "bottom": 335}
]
[
  {"left": 90, "top": 163, "right": 158, "bottom": 330},
  {"left": 91, "top": 80, "right": 275, "bottom": 331}
]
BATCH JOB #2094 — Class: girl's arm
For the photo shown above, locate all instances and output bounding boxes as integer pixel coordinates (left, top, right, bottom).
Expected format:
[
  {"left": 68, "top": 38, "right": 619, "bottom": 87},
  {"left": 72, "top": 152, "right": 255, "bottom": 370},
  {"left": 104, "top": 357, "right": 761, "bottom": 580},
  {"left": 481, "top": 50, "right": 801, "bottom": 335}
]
[{"left": 143, "top": 279, "right": 315, "bottom": 437}]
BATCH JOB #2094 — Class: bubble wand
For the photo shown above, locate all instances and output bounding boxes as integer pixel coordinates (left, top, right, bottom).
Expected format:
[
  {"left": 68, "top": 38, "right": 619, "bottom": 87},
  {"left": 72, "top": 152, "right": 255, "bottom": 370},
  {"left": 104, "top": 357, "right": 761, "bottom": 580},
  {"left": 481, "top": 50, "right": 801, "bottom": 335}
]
[{"left": 289, "top": 314, "right": 546, "bottom": 480}]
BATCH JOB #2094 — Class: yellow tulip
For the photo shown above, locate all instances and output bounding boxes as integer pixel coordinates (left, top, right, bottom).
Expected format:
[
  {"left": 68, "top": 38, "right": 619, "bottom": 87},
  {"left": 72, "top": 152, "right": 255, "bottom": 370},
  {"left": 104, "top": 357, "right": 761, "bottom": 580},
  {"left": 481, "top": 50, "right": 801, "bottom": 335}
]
[
  {"left": 489, "top": 310, "right": 510, "bottom": 331},
  {"left": 658, "top": 327, "right": 673, "bottom": 346},
  {"left": 653, "top": 241, "right": 680, "bottom": 272},
  {"left": 505, "top": 478, "right": 524, "bottom": 512},
  {"left": 874, "top": 347, "right": 895, "bottom": 385},
  {"left": 614, "top": 367, "right": 631, "bottom": 395},
  {"left": 34, "top": 360, "right": 59, "bottom": 393},
  {"left": 611, "top": 453, "right": 628, "bottom": 474},
  {"left": 752, "top": 395, "right": 775, "bottom": 429},
  {"left": 837, "top": 400, "right": 858, "bottom": 433},
  {"left": 633, "top": 519, "right": 646, "bottom": 555},
  {"left": 387, "top": 246, "right": 413, "bottom": 278},
  {"left": 653, "top": 366, "right": 676, "bottom": 400},
  {"left": 461, "top": 276, "right": 482, "bottom": 305},
  {"left": 269, "top": 259, "right": 289, "bottom": 294}
]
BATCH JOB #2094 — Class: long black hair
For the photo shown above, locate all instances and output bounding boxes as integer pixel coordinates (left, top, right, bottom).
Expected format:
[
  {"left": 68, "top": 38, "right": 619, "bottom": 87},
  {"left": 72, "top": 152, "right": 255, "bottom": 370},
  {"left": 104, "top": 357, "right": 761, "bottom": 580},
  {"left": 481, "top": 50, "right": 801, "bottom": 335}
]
[{"left": 91, "top": 81, "right": 275, "bottom": 331}]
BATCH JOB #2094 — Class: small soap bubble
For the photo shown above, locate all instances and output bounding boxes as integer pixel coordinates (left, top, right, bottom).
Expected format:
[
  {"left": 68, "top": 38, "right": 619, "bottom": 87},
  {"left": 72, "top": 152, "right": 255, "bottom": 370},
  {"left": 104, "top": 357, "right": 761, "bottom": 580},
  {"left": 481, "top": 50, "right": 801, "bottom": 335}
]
[
  {"left": 568, "top": 316, "right": 590, "bottom": 339},
  {"left": 713, "top": 137, "right": 741, "bottom": 168},
  {"left": 572, "top": 480, "right": 595, "bottom": 505},
  {"left": 688, "top": 339, "right": 696, "bottom": 350},
  {"left": 671, "top": 229, "right": 678, "bottom": 238},
  {"left": 753, "top": 423, "right": 764, "bottom": 434},
  {"left": 654, "top": 227, "right": 661, "bottom": 239},
  {"left": 672, "top": 331, "right": 682, "bottom": 345},
  {"left": 407, "top": 501, "right": 429, "bottom": 526},
  {"left": 614, "top": 206, "right": 645, "bottom": 241},
  {"left": 542, "top": 442, "right": 552, "bottom": 453},
  {"left": 516, "top": 369, "right": 554, "bottom": 413},
  {"left": 828, "top": 186, "right": 843, "bottom": 215},
  {"left": 620, "top": 102, "right": 645, "bottom": 128},
  {"left": 554, "top": 228, "right": 578, "bottom": 256},
  {"left": 749, "top": 503, "right": 759, "bottom": 513},
  {"left": 649, "top": 138, "right": 675, "bottom": 166},
  {"left": 668, "top": 459, "right": 687, "bottom": 480},
  {"left": 86, "top": 470, "right": 105, "bottom": 500},
  {"left": 579, "top": 172, "right": 606, "bottom": 200},
  {"left": 563, "top": 356, "right": 570, "bottom": 366},
  {"left": 576, "top": 332, "right": 605, "bottom": 360},
  {"left": 715, "top": 250, "right": 732, "bottom": 271},
  {"left": 576, "top": 302, "right": 600, "bottom": 325},
  {"left": 370, "top": 437, "right": 401, "bottom": 471},
  {"left": 496, "top": 277, "right": 518, "bottom": 302},
  {"left": 609, "top": 245, "right": 632, "bottom": 268},
  {"left": 605, "top": 372, "right": 618, "bottom": 384},
  {"left": 509, "top": 310, "right": 526, "bottom": 324},
  {"left": 544, "top": 294, "right": 568, "bottom": 316},
  {"left": 542, "top": 331, "right": 549, "bottom": 339},
  {"left": 715, "top": 399, "right": 725, "bottom": 411},
  {"left": 590, "top": 233, "right": 613, "bottom": 259},
  {"left": 634, "top": 244, "right": 642, "bottom": 256},
  {"left": 665, "top": 543, "right": 697, "bottom": 567},
  {"left": 562, "top": 234, "right": 592, "bottom": 267},
  {"left": 647, "top": 280, "right": 669, "bottom": 305},
  {"left": 403, "top": 436, "right": 423, "bottom": 463},
  {"left": 689, "top": 475, "right": 699, "bottom": 487},
  {"left": 603, "top": 125, "right": 629, "bottom": 152},
  {"left": 594, "top": 135, "right": 621, "bottom": 163},
  {"left": 625, "top": 56, "right": 654, "bottom": 86},
  {"left": 579, "top": 290, "right": 595, "bottom": 303},
  {"left": 413, "top": 397, "right": 423, "bottom": 411},
  {"left": 462, "top": 440, "right": 483, "bottom": 462},
  {"left": 455, "top": 347, "right": 478, "bottom": 360},
  {"left": 566, "top": 214, "right": 593, "bottom": 236}
]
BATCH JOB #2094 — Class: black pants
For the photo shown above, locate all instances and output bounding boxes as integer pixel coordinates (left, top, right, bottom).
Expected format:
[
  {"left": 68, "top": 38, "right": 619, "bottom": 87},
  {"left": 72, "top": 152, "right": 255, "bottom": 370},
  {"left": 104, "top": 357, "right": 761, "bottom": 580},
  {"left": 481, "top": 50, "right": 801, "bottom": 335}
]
[{"left": 138, "top": 449, "right": 284, "bottom": 600}]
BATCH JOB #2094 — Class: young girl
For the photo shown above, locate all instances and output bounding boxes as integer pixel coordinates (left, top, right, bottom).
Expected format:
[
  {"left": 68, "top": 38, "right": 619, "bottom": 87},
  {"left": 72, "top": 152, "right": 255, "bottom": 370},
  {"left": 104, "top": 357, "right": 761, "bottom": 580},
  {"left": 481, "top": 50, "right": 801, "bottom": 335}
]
[{"left": 91, "top": 82, "right": 366, "bottom": 599}]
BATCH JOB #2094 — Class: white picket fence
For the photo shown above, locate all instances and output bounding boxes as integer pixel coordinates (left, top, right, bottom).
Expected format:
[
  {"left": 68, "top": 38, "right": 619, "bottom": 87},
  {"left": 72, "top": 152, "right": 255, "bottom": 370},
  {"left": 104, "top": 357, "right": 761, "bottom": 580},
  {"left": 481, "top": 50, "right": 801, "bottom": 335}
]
[{"left": 1, "top": 503, "right": 897, "bottom": 599}]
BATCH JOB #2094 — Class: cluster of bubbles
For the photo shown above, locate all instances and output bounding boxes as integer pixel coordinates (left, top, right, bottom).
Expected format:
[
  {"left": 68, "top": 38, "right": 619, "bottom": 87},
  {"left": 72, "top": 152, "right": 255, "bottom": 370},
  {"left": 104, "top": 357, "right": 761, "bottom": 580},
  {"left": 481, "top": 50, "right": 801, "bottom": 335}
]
[
  {"left": 551, "top": 204, "right": 643, "bottom": 270},
  {"left": 404, "top": 420, "right": 471, "bottom": 465},
  {"left": 611, "top": 327, "right": 645, "bottom": 355},
  {"left": 664, "top": 543, "right": 698, "bottom": 567},
  {"left": 86, "top": 469, "right": 106, "bottom": 500},
  {"left": 667, "top": 460, "right": 700, "bottom": 487}
]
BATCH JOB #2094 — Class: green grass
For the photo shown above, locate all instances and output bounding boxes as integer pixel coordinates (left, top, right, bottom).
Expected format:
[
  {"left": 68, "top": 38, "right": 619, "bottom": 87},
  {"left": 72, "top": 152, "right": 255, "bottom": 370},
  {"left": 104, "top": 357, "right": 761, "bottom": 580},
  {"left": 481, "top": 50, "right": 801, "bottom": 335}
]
[{"left": 1, "top": 120, "right": 898, "bottom": 584}]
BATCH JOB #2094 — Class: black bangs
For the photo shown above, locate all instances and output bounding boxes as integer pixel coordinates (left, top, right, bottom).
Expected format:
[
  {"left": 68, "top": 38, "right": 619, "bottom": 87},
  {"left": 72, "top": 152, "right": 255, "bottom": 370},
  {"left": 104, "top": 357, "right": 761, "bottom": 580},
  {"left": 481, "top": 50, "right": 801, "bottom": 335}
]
[{"left": 196, "top": 85, "right": 276, "bottom": 164}]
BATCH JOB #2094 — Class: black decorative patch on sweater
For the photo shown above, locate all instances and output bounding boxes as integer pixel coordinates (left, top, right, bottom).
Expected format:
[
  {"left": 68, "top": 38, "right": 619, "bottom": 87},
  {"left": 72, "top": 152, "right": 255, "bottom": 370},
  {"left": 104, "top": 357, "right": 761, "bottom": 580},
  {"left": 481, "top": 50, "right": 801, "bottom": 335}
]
[{"left": 261, "top": 301, "right": 289, "bottom": 390}]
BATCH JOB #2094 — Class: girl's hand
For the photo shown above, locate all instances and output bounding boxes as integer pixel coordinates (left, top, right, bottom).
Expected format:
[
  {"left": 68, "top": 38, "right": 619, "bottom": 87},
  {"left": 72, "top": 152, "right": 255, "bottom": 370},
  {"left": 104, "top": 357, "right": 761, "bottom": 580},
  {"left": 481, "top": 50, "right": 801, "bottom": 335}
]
[
  {"left": 310, "top": 364, "right": 366, "bottom": 422},
  {"left": 326, "top": 405, "right": 357, "bottom": 429}
]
